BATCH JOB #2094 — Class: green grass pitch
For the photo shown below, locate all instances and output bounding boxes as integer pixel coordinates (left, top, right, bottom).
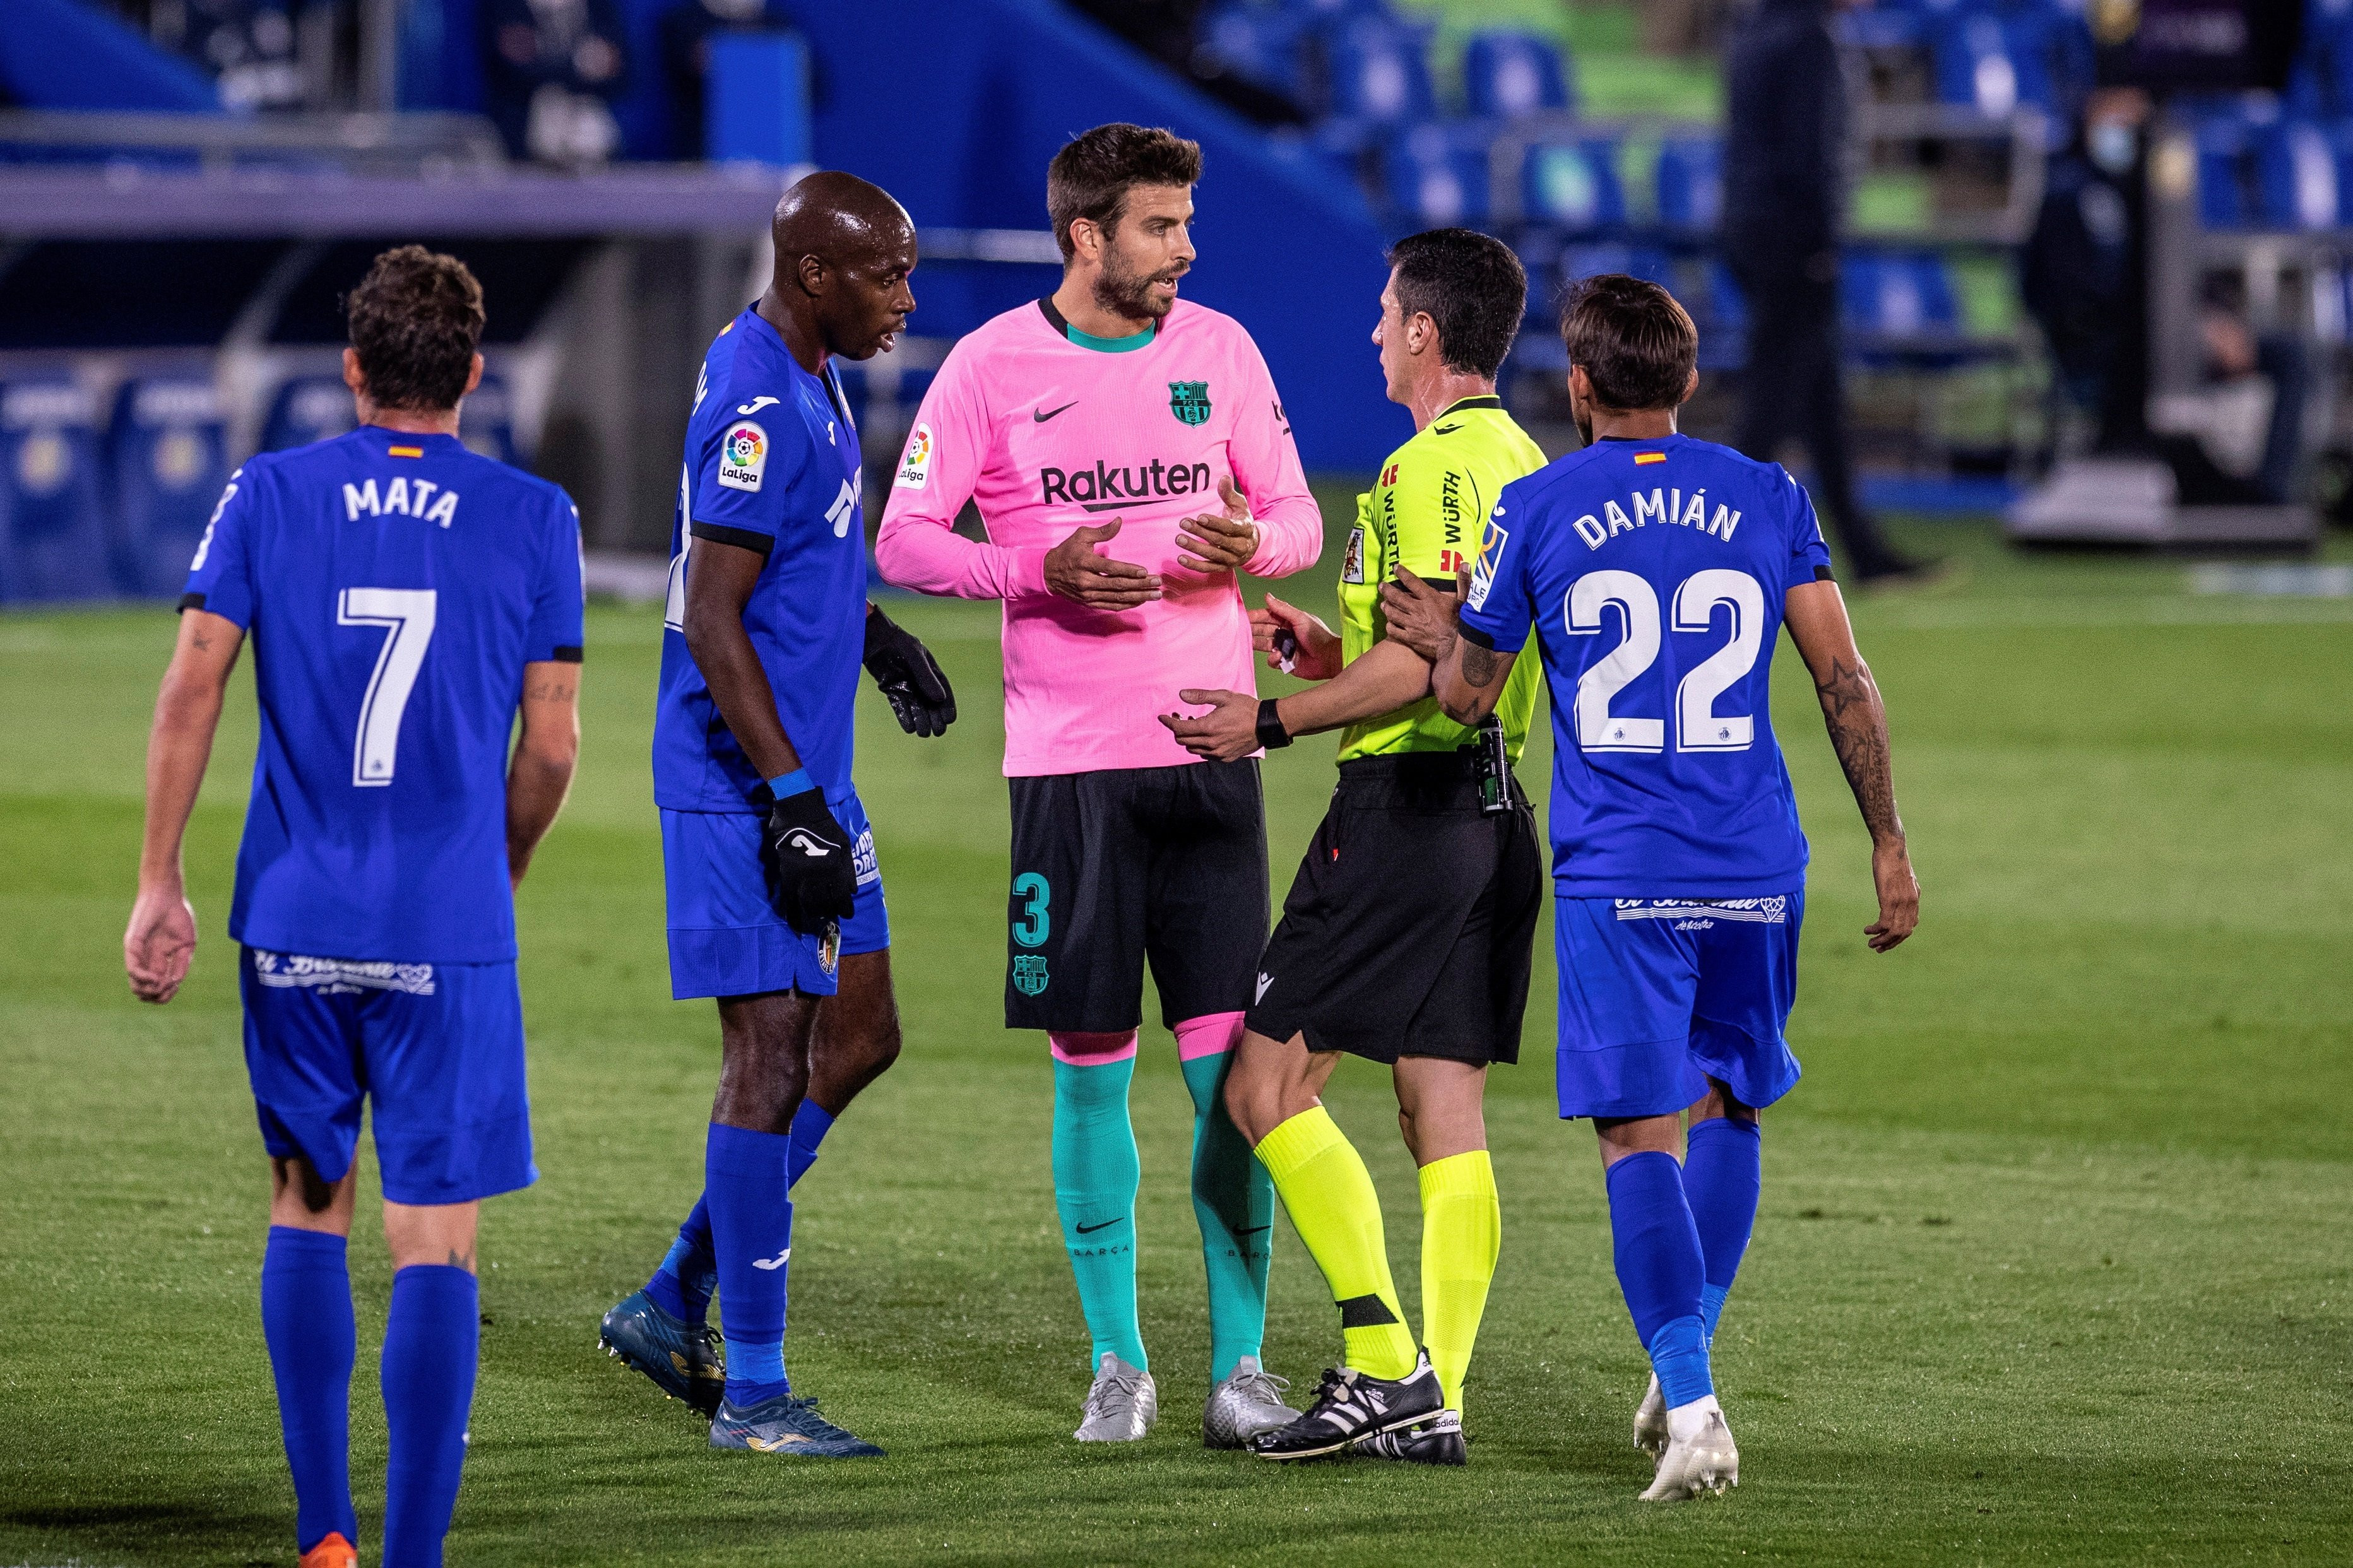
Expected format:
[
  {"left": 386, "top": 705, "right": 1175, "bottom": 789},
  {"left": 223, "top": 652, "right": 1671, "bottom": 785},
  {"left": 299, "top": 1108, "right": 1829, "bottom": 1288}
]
[{"left": 3, "top": 517, "right": 2350, "bottom": 1565}]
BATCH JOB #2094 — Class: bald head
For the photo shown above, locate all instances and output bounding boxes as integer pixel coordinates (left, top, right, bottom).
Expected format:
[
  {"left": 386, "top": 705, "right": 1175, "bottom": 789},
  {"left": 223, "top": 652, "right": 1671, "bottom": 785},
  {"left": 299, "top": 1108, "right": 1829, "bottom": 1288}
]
[
  {"left": 773, "top": 170, "right": 915, "bottom": 276},
  {"left": 761, "top": 170, "right": 918, "bottom": 363}
]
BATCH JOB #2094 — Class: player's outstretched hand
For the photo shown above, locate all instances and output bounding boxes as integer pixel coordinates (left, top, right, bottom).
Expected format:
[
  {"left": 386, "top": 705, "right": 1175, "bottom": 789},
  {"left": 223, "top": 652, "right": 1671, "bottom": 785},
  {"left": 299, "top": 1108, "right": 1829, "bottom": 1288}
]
[
  {"left": 1046, "top": 517, "right": 1162, "bottom": 610},
  {"left": 863, "top": 604, "right": 957, "bottom": 738},
  {"left": 1378, "top": 565, "right": 1466, "bottom": 663},
  {"left": 124, "top": 883, "right": 198, "bottom": 1005},
  {"left": 1175, "top": 476, "right": 1260, "bottom": 574},
  {"left": 761, "top": 789, "right": 860, "bottom": 935},
  {"left": 1253, "top": 594, "right": 1341, "bottom": 679},
  {"left": 1159, "top": 688, "right": 1260, "bottom": 763},
  {"left": 1866, "top": 839, "right": 1920, "bottom": 953}
]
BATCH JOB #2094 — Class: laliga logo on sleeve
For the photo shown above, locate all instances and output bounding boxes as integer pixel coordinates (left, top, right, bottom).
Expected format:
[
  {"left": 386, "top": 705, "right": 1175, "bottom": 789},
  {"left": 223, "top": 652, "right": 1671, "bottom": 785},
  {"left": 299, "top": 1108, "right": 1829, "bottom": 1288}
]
[
  {"left": 898, "top": 423, "right": 933, "bottom": 490},
  {"left": 717, "top": 421, "right": 768, "bottom": 492},
  {"left": 1466, "top": 513, "right": 1507, "bottom": 611}
]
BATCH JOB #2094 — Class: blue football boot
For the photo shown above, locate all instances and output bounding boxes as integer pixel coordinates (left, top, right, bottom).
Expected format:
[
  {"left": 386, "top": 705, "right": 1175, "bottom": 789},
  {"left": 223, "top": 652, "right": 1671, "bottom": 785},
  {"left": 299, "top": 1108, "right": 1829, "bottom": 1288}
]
[
  {"left": 600, "top": 1288, "right": 727, "bottom": 1417},
  {"left": 709, "top": 1391, "right": 886, "bottom": 1458}
]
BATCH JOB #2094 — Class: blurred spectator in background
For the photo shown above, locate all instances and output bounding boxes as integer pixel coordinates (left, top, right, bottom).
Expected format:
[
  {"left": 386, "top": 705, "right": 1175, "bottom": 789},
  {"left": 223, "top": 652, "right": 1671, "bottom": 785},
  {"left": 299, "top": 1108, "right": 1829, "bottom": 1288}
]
[
  {"left": 2148, "top": 279, "right": 2311, "bottom": 505},
  {"left": 484, "top": 0, "right": 629, "bottom": 167},
  {"left": 1724, "top": 0, "right": 1931, "bottom": 584},
  {"left": 658, "top": 0, "right": 780, "bottom": 160}
]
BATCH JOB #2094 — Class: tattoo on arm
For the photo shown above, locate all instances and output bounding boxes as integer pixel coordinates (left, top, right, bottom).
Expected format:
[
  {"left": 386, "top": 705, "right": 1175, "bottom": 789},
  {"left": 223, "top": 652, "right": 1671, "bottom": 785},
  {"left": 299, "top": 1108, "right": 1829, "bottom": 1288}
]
[
  {"left": 1460, "top": 641, "right": 1503, "bottom": 689},
  {"left": 1815, "top": 655, "right": 1902, "bottom": 842}
]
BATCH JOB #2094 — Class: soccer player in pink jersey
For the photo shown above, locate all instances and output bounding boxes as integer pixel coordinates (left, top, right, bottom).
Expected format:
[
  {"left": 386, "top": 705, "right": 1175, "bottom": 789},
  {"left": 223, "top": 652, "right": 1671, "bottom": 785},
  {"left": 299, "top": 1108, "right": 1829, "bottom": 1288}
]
[{"left": 875, "top": 123, "right": 1322, "bottom": 1446}]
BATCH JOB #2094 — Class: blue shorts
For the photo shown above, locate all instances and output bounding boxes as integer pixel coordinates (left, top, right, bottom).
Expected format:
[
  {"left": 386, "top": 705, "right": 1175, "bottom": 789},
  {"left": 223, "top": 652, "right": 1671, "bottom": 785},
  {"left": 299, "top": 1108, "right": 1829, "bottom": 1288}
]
[
  {"left": 1553, "top": 891, "right": 1805, "bottom": 1120},
  {"left": 239, "top": 947, "right": 536, "bottom": 1206},
  {"left": 661, "top": 789, "right": 889, "bottom": 1001}
]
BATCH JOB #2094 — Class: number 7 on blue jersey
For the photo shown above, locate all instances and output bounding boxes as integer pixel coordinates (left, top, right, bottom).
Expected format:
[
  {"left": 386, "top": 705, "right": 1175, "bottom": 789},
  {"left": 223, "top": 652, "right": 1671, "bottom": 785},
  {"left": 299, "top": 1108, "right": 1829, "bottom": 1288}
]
[{"left": 338, "top": 587, "right": 437, "bottom": 786}]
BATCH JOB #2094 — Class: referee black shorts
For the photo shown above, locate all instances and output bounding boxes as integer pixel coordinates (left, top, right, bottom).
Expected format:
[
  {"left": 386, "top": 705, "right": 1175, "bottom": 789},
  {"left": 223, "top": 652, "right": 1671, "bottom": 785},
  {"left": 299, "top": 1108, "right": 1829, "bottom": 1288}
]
[
  {"left": 1004, "top": 758, "right": 1269, "bottom": 1033},
  {"left": 1245, "top": 752, "right": 1542, "bottom": 1067}
]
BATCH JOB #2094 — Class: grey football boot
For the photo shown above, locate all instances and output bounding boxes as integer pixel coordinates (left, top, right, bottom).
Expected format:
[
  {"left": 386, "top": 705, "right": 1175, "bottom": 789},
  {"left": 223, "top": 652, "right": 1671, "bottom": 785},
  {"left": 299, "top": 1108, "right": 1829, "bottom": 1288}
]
[
  {"left": 1633, "top": 1372, "right": 1668, "bottom": 1461},
  {"left": 1074, "top": 1351, "right": 1159, "bottom": 1442},
  {"left": 1202, "top": 1355, "right": 1299, "bottom": 1449},
  {"left": 1639, "top": 1406, "right": 1740, "bottom": 1501}
]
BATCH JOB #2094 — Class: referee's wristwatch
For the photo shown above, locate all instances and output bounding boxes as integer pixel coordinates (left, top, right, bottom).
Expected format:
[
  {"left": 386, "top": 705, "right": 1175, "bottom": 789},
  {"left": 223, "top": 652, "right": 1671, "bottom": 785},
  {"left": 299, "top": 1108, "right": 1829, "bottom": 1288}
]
[{"left": 1256, "top": 697, "right": 1292, "bottom": 750}]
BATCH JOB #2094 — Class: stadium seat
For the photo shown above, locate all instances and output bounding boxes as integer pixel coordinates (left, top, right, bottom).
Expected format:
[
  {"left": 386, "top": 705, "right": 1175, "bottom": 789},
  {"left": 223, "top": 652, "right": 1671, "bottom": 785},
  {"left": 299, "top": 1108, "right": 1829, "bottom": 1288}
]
[
  {"left": 1462, "top": 30, "right": 1573, "bottom": 121},
  {"left": 1383, "top": 123, "right": 1491, "bottom": 227},
  {"left": 260, "top": 375, "right": 357, "bottom": 453},
  {"left": 2254, "top": 119, "right": 2342, "bottom": 230},
  {"left": 0, "top": 377, "right": 110, "bottom": 604},
  {"left": 2193, "top": 109, "right": 2263, "bottom": 230},
  {"left": 1196, "top": 3, "right": 1314, "bottom": 103},
  {"left": 1654, "top": 136, "right": 1723, "bottom": 233},
  {"left": 105, "top": 375, "right": 230, "bottom": 598},
  {"left": 1928, "top": 9, "right": 2056, "bottom": 122},
  {"left": 1518, "top": 134, "right": 1625, "bottom": 233},
  {"left": 1324, "top": 16, "right": 1437, "bottom": 129},
  {"left": 458, "top": 374, "right": 521, "bottom": 466}
]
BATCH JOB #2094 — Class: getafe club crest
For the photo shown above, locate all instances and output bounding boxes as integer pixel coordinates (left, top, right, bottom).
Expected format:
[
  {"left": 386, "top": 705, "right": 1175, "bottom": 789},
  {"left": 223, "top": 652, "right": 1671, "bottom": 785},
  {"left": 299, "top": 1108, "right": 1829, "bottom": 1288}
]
[
  {"left": 1168, "top": 381, "right": 1211, "bottom": 427},
  {"left": 1012, "top": 954, "right": 1050, "bottom": 996}
]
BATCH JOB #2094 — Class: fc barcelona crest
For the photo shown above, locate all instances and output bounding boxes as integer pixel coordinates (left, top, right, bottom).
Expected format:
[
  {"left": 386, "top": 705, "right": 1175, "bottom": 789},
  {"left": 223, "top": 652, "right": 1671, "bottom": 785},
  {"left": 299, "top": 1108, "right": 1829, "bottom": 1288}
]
[
  {"left": 1168, "top": 381, "right": 1212, "bottom": 427},
  {"left": 1013, "top": 954, "right": 1051, "bottom": 996}
]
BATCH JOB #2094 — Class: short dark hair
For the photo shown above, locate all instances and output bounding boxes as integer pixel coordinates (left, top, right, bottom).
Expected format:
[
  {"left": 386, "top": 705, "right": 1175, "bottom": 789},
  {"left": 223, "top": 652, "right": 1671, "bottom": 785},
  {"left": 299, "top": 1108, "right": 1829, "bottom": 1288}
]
[
  {"left": 1386, "top": 228, "right": 1527, "bottom": 380},
  {"left": 1558, "top": 274, "right": 1697, "bottom": 411},
  {"left": 343, "top": 245, "right": 485, "bottom": 413},
  {"left": 1046, "top": 123, "right": 1203, "bottom": 262}
]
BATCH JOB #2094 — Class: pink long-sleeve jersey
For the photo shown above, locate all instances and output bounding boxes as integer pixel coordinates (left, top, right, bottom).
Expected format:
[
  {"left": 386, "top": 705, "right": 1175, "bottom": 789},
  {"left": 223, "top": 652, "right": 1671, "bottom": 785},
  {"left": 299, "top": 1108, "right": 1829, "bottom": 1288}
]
[{"left": 875, "top": 297, "right": 1322, "bottom": 776}]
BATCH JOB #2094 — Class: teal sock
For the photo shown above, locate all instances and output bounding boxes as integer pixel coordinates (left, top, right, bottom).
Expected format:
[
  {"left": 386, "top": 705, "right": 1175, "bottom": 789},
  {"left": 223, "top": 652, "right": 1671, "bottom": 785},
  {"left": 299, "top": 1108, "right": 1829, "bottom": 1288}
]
[
  {"left": 1180, "top": 1048, "right": 1272, "bottom": 1381},
  {"left": 1052, "top": 1055, "right": 1146, "bottom": 1371}
]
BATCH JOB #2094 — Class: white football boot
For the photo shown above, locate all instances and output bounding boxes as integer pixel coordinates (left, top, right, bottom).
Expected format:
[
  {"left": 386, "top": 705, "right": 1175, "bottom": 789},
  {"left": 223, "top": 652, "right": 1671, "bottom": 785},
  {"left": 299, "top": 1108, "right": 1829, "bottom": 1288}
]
[
  {"left": 1074, "top": 1352, "right": 1159, "bottom": 1442},
  {"left": 1639, "top": 1403, "right": 1739, "bottom": 1501},
  {"left": 1632, "top": 1372, "right": 1668, "bottom": 1461},
  {"left": 1202, "top": 1355, "right": 1299, "bottom": 1448}
]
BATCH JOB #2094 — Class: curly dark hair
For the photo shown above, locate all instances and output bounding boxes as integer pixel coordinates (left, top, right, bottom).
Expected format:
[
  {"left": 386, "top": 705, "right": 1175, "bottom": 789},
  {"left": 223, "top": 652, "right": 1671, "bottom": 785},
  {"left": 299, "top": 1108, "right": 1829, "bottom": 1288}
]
[
  {"left": 343, "top": 245, "right": 485, "bottom": 413},
  {"left": 1559, "top": 274, "right": 1697, "bottom": 413},
  {"left": 1046, "top": 123, "right": 1203, "bottom": 262},
  {"left": 1387, "top": 228, "right": 1527, "bottom": 380}
]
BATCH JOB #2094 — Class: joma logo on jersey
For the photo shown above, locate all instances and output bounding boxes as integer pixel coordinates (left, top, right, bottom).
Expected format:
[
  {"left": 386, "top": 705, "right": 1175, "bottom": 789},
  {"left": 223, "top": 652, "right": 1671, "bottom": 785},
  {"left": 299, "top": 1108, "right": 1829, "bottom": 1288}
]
[
  {"left": 1041, "top": 457, "right": 1214, "bottom": 512},
  {"left": 343, "top": 476, "right": 460, "bottom": 528},
  {"left": 1572, "top": 486, "right": 1740, "bottom": 551}
]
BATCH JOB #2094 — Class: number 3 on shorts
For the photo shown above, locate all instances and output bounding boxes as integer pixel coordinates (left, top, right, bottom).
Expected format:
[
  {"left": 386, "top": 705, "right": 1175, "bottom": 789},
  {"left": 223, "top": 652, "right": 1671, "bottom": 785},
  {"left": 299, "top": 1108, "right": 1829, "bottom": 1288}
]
[{"left": 1011, "top": 872, "right": 1050, "bottom": 949}]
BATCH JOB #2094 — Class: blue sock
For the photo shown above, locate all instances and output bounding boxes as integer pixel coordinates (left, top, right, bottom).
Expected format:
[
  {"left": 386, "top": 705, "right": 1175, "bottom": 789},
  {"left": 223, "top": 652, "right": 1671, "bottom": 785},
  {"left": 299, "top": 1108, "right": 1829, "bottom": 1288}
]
[
  {"left": 644, "top": 1196, "right": 715, "bottom": 1323},
  {"left": 788, "top": 1099, "right": 836, "bottom": 1189},
  {"left": 1683, "top": 1116, "right": 1762, "bottom": 1347},
  {"left": 261, "top": 1227, "right": 358, "bottom": 1555},
  {"left": 648, "top": 1104, "right": 833, "bottom": 1323},
  {"left": 1605, "top": 1150, "right": 1713, "bottom": 1408},
  {"left": 706, "top": 1122, "right": 793, "bottom": 1407},
  {"left": 1051, "top": 1055, "right": 1147, "bottom": 1371},
  {"left": 379, "top": 1264, "right": 478, "bottom": 1568}
]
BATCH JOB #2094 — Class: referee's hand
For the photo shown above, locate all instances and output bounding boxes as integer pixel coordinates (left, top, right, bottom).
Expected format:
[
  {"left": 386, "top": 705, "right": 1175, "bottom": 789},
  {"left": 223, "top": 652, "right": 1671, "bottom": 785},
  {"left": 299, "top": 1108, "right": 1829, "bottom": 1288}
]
[
  {"left": 1378, "top": 565, "right": 1466, "bottom": 663},
  {"left": 1160, "top": 688, "right": 1259, "bottom": 762}
]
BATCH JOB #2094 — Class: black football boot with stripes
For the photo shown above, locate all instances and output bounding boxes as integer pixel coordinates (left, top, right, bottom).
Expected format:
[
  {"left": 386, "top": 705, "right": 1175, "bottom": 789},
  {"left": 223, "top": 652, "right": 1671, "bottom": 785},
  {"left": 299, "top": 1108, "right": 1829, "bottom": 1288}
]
[{"left": 1247, "top": 1349, "right": 1445, "bottom": 1460}]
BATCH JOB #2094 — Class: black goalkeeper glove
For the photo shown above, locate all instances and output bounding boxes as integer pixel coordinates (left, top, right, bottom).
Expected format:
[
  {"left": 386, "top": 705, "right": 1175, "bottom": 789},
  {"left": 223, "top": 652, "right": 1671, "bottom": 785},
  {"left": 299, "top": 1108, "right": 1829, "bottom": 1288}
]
[
  {"left": 761, "top": 787, "right": 859, "bottom": 935},
  {"left": 863, "top": 604, "right": 957, "bottom": 738}
]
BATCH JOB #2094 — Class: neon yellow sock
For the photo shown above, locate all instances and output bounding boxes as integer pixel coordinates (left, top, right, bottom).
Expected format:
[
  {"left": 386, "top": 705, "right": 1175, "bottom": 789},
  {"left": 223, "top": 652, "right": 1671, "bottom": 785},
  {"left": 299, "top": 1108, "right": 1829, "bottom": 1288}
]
[
  {"left": 1418, "top": 1148, "right": 1501, "bottom": 1417},
  {"left": 1254, "top": 1108, "right": 1417, "bottom": 1380}
]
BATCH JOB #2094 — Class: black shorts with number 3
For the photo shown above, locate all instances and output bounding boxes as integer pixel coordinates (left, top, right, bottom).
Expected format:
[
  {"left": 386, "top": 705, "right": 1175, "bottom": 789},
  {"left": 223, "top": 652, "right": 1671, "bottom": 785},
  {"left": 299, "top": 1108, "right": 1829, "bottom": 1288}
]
[
  {"left": 1245, "top": 752, "right": 1543, "bottom": 1066},
  {"left": 1005, "top": 760, "right": 1269, "bottom": 1033}
]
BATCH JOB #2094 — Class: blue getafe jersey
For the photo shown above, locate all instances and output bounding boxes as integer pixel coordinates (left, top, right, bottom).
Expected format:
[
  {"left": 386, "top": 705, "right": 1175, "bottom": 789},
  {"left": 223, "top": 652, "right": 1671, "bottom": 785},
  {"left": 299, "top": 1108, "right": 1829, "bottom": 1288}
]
[
  {"left": 182, "top": 426, "right": 586, "bottom": 962},
  {"left": 654, "top": 307, "right": 867, "bottom": 811},
  {"left": 1458, "top": 433, "right": 1833, "bottom": 898}
]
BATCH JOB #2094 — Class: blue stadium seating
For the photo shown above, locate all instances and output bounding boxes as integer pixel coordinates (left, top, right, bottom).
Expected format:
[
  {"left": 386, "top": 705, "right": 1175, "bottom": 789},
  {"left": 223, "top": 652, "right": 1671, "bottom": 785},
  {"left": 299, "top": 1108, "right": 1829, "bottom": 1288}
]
[
  {"left": 1654, "top": 136, "right": 1723, "bottom": 233},
  {"left": 106, "top": 376, "right": 231, "bottom": 598},
  {"left": 1844, "top": 252, "right": 1962, "bottom": 355},
  {"left": 1519, "top": 135, "right": 1625, "bottom": 232},
  {"left": 1462, "top": 30, "right": 1572, "bottom": 121},
  {"left": 1197, "top": 3, "right": 1314, "bottom": 103},
  {"left": 1384, "top": 123, "right": 1491, "bottom": 227},
  {"left": 2193, "top": 109, "right": 2263, "bottom": 230},
  {"left": 1324, "top": 16, "right": 1437, "bottom": 129},
  {"left": 2254, "top": 118, "right": 2344, "bottom": 230},
  {"left": 0, "top": 377, "right": 110, "bottom": 604},
  {"left": 260, "top": 375, "right": 357, "bottom": 453}
]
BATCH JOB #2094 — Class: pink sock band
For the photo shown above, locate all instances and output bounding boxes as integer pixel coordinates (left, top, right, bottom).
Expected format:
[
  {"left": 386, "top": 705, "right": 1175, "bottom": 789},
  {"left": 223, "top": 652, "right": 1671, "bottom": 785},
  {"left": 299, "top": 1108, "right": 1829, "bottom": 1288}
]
[
  {"left": 1049, "top": 1030, "right": 1139, "bottom": 1066},
  {"left": 1172, "top": 1011, "right": 1245, "bottom": 1063}
]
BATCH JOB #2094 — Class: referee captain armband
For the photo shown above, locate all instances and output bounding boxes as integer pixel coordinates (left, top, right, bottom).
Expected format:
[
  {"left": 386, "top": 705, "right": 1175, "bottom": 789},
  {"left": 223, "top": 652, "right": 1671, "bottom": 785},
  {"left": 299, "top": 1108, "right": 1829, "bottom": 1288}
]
[
  {"left": 766, "top": 769, "right": 816, "bottom": 799},
  {"left": 1256, "top": 699, "right": 1293, "bottom": 750}
]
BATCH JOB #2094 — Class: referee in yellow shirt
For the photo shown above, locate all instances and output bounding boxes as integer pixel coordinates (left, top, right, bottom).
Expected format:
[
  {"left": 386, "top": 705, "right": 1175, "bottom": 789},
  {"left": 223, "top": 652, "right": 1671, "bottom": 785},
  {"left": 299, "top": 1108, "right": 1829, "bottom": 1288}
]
[{"left": 1161, "top": 228, "right": 1547, "bottom": 1465}]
